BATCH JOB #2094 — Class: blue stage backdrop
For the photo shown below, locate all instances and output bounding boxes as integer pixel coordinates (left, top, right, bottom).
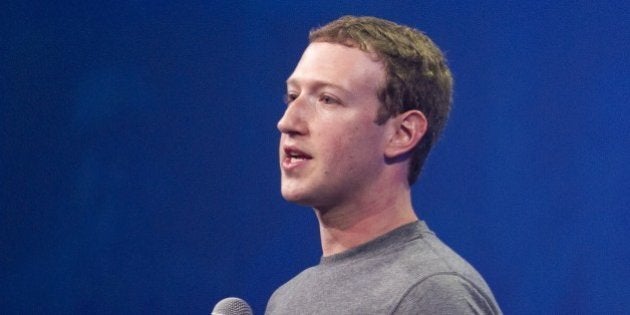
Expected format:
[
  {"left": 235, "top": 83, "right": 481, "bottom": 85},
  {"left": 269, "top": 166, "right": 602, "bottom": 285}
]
[{"left": 2, "top": 1, "right": 629, "bottom": 314}]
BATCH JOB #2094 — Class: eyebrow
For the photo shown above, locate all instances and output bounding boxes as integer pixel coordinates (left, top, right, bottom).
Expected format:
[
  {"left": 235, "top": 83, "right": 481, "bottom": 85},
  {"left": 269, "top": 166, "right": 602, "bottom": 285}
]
[{"left": 286, "top": 77, "right": 351, "bottom": 96}]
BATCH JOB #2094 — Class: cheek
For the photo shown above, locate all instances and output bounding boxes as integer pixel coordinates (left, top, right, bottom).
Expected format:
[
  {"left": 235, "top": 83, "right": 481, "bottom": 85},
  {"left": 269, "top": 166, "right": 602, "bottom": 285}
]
[
  {"left": 321, "top": 125, "right": 370, "bottom": 165},
  {"left": 316, "top": 113, "right": 383, "bottom": 161}
]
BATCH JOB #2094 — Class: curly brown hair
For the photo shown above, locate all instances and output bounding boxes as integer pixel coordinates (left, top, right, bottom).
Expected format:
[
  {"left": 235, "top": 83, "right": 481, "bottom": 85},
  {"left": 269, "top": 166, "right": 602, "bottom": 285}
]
[{"left": 309, "top": 16, "right": 453, "bottom": 185}]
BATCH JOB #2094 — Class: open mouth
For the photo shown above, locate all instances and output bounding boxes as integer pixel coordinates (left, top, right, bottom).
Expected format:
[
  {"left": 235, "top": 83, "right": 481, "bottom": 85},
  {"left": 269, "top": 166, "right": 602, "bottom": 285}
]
[{"left": 283, "top": 147, "right": 312, "bottom": 167}]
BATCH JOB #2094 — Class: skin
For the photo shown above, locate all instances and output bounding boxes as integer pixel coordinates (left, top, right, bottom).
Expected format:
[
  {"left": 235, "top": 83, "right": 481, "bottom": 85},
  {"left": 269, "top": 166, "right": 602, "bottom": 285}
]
[{"left": 278, "top": 42, "right": 428, "bottom": 256}]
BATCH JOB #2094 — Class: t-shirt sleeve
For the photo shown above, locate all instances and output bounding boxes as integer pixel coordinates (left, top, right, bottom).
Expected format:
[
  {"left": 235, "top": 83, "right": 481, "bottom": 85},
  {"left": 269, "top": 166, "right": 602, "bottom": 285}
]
[{"left": 392, "top": 273, "right": 502, "bottom": 315}]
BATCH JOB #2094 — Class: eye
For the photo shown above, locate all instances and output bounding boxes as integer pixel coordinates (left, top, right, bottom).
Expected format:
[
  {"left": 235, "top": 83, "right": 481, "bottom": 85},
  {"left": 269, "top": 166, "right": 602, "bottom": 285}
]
[
  {"left": 319, "top": 94, "right": 340, "bottom": 105},
  {"left": 283, "top": 92, "right": 298, "bottom": 105}
]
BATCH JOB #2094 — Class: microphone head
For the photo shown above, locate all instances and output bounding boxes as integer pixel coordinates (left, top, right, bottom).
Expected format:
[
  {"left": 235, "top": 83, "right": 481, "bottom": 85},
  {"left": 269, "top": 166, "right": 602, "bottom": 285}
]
[{"left": 211, "top": 297, "right": 253, "bottom": 315}]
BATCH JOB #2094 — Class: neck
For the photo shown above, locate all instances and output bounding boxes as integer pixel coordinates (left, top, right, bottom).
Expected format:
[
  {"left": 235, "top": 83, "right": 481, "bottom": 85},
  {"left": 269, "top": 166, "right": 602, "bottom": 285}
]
[{"left": 314, "top": 184, "right": 418, "bottom": 257}]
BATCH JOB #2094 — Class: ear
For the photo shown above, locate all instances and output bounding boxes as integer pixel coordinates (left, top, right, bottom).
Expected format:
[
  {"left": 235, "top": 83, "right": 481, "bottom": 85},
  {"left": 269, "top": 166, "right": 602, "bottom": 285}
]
[{"left": 384, "top": 110, "right": 427, "bottom": 159}]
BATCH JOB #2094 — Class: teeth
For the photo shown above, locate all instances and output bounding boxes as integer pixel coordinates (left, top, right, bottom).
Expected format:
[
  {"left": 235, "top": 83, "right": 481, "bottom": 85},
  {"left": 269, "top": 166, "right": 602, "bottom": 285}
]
[
  {"left": 288, "top": 151, "right": 305, "bottom": 158},
  {"left": 285, "top": 148, "right": 309, "bottom": 160}
]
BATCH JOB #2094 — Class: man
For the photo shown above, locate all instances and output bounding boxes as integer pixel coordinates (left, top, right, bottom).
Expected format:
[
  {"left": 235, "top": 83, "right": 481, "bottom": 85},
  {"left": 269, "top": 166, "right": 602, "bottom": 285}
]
[{"left": 266, "top": 16, "right": 501, "bottom": 314}]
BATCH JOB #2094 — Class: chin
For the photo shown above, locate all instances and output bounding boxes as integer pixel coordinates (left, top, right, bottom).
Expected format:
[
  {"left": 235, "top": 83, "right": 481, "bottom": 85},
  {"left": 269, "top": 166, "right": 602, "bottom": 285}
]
[
  {"left": 281, "top": 192, "right": 308, "bottom": 205},
  {"left": 281, "top": 186, "right": 314, "bottom": 206}
]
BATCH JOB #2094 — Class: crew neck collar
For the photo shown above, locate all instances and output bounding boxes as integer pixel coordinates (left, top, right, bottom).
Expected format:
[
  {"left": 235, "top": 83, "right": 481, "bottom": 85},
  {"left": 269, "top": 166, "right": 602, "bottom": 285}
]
[{"left": 319, "top": 220, "right": 432, "bottom": 265}]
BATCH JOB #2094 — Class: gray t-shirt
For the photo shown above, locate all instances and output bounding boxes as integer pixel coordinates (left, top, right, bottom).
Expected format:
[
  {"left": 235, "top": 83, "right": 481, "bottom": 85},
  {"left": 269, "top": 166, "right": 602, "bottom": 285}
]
[{"left": 265, "top": 221, "right": 501, "bottom": 314}]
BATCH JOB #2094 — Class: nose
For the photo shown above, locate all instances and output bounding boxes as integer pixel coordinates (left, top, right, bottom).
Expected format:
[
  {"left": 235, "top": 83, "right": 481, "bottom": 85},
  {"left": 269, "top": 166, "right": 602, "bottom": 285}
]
[{"left": 277, "top": 97, "right": 308, "bottom": 135}]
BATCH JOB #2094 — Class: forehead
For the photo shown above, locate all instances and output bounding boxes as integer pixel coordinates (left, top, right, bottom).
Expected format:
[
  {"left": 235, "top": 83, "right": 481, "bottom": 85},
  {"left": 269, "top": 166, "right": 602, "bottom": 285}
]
[{"left": 287, "top": 42, "right": 385, "bottom": 93}]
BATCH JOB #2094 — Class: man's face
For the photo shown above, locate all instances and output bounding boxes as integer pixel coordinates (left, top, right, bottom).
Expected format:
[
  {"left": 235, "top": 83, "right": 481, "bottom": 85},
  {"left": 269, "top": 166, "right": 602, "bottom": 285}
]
[{"left": 278, "top": 42, "right": 389, "bottom": 209}]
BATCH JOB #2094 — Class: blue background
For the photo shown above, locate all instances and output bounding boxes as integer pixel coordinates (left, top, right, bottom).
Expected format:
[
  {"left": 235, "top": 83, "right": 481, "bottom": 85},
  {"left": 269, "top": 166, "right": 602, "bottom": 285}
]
[{"left": 2, "top": 1, "right": 629, "bottom": 314}]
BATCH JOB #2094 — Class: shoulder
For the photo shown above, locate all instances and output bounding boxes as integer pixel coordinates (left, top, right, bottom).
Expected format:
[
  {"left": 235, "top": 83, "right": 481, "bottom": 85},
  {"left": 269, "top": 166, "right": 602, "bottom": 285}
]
[
  {"left": 391, "top": 273, "right": 502, "bottom": 315},
  {"left": 265, "top": 266, "right": 320, "bottom": 313}
]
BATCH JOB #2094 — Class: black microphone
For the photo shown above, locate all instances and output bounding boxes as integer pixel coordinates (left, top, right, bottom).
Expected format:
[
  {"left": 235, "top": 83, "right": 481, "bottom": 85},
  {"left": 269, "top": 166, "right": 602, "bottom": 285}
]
[{"left": 211, "top": 297, "right": 253, "bottom": 315}]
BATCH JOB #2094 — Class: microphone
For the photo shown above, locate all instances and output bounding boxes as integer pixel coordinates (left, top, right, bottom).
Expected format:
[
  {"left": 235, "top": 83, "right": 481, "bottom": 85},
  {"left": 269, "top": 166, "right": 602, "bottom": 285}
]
[{"left": 211, "top": 297, "right": 253, "bottom": 315}]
